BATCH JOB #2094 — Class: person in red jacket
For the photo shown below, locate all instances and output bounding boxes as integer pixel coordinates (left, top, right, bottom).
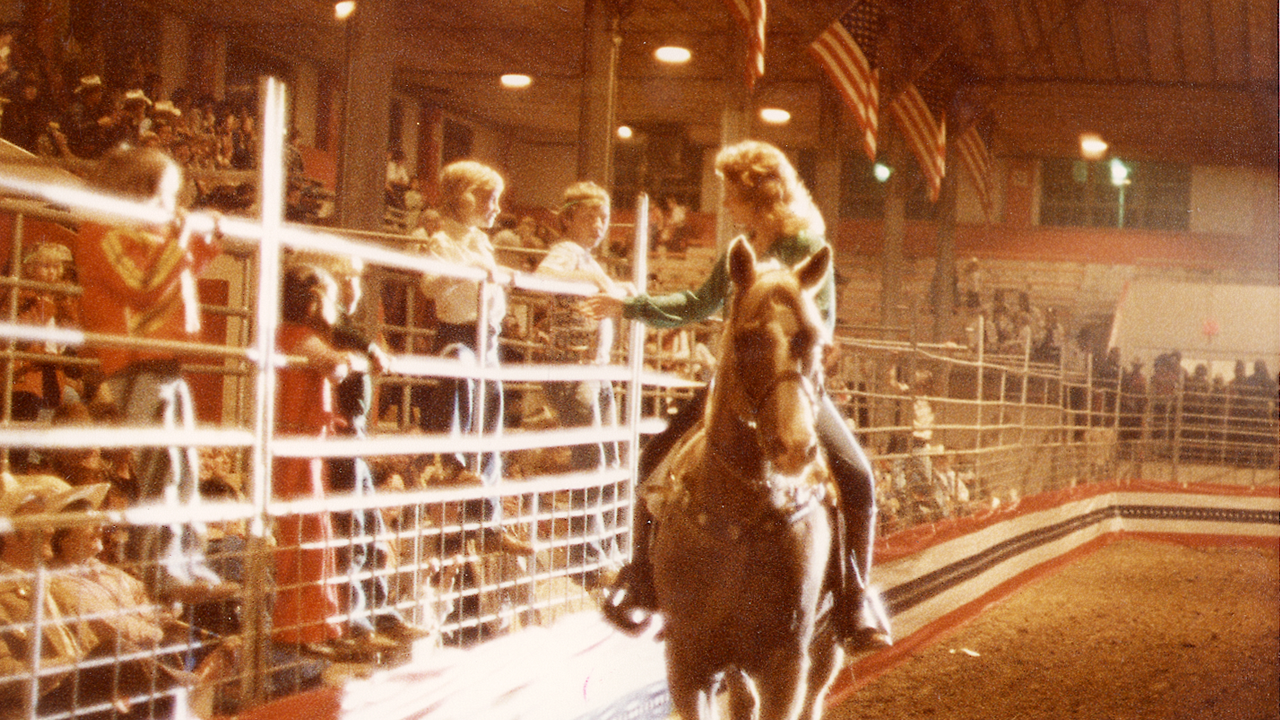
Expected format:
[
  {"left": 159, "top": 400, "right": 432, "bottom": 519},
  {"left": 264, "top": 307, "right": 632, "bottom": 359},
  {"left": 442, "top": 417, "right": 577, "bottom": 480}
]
[{"left": 75, "top": 146, "right": 237, "bottom": 605}]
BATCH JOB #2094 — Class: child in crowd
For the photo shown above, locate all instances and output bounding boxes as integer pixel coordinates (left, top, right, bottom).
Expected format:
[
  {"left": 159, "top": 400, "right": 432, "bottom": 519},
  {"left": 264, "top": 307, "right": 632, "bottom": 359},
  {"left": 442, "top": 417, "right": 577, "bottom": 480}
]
[
  {"left": 272, "top": 262, "right": 364, "bottom": 647},
  {"left": 535, "top": 181, "right": 626, "bottom": 471},
  {"left": 535, "top": 181, "right": 629, "bottom": 581},
  {"left": 415, "top": 160, "right": 531, "bottom": 556},
  {"left": 289, "top": 250, "right": 430, "bottom": 647},
  {"left": 73, "top": 146, "right": 235, "bottom": 606},
  {"left": 8, "top": 242, "right": 81, "bottom": 425}
]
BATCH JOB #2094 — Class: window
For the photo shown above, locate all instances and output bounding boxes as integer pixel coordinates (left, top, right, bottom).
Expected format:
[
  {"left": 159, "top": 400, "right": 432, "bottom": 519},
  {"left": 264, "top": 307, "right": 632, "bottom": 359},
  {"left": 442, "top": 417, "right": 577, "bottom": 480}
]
[
  {"left": 1040, "top": 159, "right": 1190, "bottom": 231},
  {"left": 839, "top": 149, "right": 936, "bottom": 221}
]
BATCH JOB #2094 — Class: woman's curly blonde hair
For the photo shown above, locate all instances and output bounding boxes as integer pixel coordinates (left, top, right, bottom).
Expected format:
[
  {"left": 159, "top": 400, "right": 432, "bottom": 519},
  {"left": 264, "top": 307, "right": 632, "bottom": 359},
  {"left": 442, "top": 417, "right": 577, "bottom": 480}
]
[{"left": 714, "top": 140, "right": 824, "bottom": 238}]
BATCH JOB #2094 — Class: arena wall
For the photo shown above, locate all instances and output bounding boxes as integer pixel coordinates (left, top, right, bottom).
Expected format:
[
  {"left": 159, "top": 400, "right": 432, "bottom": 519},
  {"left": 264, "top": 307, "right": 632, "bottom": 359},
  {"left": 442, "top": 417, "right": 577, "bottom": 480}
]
[{"left": 228, "top": 480, "right": 1276, "bottom": 720}]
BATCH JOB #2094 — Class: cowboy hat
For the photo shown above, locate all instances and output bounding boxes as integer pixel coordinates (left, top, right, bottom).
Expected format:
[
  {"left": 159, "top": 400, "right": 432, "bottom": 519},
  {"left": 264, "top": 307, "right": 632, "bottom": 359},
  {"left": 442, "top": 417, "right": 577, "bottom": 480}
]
[{"left": 0, "top": 473, "right": 109, "bottom": 517}]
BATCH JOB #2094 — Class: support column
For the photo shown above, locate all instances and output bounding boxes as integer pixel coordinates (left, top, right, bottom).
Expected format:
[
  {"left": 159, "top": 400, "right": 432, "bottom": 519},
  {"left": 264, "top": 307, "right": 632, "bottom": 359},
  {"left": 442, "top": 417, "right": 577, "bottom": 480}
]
[
  {"left": 813, "top": 82, "right": 843, "bottom": 234},
  {"left": 336, "top": 0, "right": 394, "bottom": 232},
  {"left": 578, "top": 0, "right": 622, "bottom": 185},
  {"left": 716, "top": 28, "right": 752, "bottom": 249},
  {"left": 158, "top": 13, "right": 188, "bottom": 101},
  {"left": 879, "top": 134, "right": 907, "bottom": 332},
  {"left": 930, "top": 161, "right": 958, "bottom": 341}
]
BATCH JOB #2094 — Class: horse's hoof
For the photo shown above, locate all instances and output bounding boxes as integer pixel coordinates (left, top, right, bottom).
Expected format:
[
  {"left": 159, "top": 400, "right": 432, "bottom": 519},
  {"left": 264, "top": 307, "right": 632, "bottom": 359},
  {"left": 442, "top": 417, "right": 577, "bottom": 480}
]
[{"left": 841, "top": 627, "right": 893, "bottom": 653}]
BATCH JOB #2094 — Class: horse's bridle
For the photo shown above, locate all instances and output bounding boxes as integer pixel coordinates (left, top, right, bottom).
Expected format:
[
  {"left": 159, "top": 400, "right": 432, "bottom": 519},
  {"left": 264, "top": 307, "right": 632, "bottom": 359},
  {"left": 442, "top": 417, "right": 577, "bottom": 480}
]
[{"left": 734, "top": 366, "right": 820, "bottom": 432}]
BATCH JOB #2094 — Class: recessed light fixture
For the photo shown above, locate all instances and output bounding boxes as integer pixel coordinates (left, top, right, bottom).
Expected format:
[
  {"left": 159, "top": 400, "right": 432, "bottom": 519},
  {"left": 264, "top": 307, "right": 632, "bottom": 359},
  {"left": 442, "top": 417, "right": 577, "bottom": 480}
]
[
  {"left": 873, "top": 163, "right": 892, "bottom": 182},
  {"left": 759, "top": 107, "right": 791, "bottom": 125},
  {"left": 500, "top": 74, "right": 532, "bottom": 89},
  {"left": 616, "top": 125, "right": 634, "bottom": 140},
  {"left": 1079, "top": 132, "right": 1108, "bottom": 160},
  {"left": 334, "top": 1, "right": 356, "bottom": 20},
  {"left": 654, "top": 46, "right": 692, "bottom": 64}
]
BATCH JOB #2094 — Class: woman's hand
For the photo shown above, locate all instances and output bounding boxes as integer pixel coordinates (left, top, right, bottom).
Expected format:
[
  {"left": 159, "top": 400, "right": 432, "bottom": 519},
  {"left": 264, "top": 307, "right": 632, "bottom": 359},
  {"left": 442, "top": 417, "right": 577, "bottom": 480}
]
[{"left": 579, "top": 294, "right": 625, "bottom": 320}]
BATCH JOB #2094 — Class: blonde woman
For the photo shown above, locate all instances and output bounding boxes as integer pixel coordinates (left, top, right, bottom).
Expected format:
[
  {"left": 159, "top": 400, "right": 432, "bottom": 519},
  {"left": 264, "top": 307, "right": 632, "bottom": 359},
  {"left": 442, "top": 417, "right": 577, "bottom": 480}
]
[{"left": 587, "top": 140, "right": 890, "bottom": 650}]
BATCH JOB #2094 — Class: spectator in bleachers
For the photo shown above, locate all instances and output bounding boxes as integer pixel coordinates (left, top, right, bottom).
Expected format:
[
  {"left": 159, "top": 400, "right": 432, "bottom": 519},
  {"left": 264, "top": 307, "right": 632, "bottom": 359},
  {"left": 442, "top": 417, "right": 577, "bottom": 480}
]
[
  {"left": 1, "top": 72, "right": 51, "bottom": 153},
  {"left": 0, "top": 473, "right": 100, "bottom": 710},
  {"left": 7, "top": 242, "right": 81, "bottom": 425},
  {"left": 74, "top": 146, "right": 236, "bottom": 606},
  {"left": 118, "top": 89, "right": 152, "bottom": 145},
  {"left": 46, "top": 478, "right": 197, "bottom": 718},
  {"left": 63, "top": 75, "right": 117, "bottom": 159}
]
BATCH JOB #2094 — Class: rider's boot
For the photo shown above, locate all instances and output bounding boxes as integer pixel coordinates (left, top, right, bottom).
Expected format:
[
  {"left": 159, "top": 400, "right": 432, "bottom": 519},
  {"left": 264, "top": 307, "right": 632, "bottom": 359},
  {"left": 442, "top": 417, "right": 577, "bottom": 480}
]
[
  {"left": 601, "top": 501, "right": 658, "bottom": 634},
  {"left": 835, "top": 504, "right": 893, "bottom": 652}
]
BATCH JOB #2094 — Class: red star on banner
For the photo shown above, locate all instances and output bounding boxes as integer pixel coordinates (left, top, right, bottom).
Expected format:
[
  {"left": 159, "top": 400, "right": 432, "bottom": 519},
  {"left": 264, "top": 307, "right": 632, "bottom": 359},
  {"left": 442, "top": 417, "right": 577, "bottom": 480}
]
[{"left": 1201, "top": 317, "right": 1219, "bottom": 339}]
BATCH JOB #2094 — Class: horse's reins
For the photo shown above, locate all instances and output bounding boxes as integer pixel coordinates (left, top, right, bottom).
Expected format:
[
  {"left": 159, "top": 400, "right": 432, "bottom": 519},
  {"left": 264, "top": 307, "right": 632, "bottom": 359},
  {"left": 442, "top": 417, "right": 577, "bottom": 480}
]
[{"left": 733, "top": 367, "right": 819, "bottom": 433}]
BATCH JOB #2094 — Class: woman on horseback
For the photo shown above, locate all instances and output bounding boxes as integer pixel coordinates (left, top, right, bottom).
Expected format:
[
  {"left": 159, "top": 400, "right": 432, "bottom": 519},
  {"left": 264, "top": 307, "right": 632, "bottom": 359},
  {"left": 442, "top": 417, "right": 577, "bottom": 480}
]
[{"left": 583, "top": 139, "right": 891, "bottom": 651}]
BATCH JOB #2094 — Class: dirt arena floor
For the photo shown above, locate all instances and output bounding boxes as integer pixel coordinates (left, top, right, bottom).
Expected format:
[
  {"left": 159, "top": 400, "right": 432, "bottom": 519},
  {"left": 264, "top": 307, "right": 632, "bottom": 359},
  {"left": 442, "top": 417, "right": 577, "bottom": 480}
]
[{"left": 825, "top": 538, "right": 1279, "bottom": 720}]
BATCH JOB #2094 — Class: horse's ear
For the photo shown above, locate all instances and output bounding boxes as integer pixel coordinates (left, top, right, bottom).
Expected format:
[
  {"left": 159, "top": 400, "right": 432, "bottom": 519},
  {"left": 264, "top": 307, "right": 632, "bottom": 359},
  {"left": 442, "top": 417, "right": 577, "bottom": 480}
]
[
  {"left": 727, "top": 237, "right": 757, "bottom": 288},
  {"left": 795, "top": 246, "right": 831, "bottom": 293}
]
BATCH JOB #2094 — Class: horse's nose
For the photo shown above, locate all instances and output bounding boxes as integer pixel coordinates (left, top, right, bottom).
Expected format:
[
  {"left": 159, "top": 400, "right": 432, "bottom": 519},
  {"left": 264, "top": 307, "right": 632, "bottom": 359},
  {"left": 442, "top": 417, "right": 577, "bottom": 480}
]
[{"left": 772, "top": 436, "right": 818, "bottom": 477}]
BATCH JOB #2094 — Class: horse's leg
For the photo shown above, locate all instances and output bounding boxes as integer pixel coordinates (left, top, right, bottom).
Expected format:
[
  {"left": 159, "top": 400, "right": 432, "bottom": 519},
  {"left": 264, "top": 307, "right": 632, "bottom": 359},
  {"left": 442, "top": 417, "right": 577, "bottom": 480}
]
[
  {"left": 799, "top": 624, "right": 844, "bottom": 720},
  {"left": 751, "top": 645, "right": 810, "bottom": 720},
  {"left": 666, "top": 641, "right": 717, "bottom": 720},
  {"left": 725, "top": 668, "right": 759, "bottom": 720}
]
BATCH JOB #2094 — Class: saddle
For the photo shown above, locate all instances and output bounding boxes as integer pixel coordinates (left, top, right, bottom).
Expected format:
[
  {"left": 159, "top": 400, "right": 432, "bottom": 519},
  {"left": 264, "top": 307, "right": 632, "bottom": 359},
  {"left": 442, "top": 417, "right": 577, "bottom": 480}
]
[{"left": 642, "top": 423, "right": 836, "bottom": 543}]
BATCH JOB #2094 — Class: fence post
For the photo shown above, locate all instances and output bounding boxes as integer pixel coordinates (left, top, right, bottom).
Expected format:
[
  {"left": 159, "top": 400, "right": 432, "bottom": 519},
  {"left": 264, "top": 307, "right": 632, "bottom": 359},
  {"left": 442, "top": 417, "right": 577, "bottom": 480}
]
[
  {"left": 623, "top": 193, "right": 650, "bottom": 563},
  {"left": 240, "top": 75, "right": 290, "bottom": 706}
]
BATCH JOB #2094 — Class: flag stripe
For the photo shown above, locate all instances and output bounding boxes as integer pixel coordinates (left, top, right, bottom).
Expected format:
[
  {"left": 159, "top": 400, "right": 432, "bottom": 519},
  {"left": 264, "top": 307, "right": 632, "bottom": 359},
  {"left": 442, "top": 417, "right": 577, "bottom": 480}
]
[
  {"left": 956, "top": 125, "right": 994, "bottom": 219},
  {"left": 891, "top": 85, "right": 946, "bottom": 201},
  {"left": 725, "top": 0, "right": 766, "bottom": 87},
  {"left": 808, "top": 2, "right": 882, "bottom": 160}
]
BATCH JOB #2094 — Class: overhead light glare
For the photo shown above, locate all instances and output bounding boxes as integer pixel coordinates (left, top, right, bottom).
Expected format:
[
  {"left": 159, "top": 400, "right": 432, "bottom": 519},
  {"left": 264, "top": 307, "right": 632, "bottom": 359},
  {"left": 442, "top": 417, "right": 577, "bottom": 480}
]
[
  {"left": 759, "top": 108, "right": 791, "bottom": 125},
  {"left": 334, "top": 1, "right": 356, "bottom": 20},
  {"left": 654, "top": 46, "right": 692, "bottom": 64},
  {"left": 873, "top": 163, "right": 892, "bottom": 182},
  {"left": 500, "top": 74, "right": 532, "bottom": 89},
  {"left": 1079, "top": 132, "right": 1108, "bottom": 160},
  {"left": 616, "top": 125, "right": 634, "bottom": 140}
]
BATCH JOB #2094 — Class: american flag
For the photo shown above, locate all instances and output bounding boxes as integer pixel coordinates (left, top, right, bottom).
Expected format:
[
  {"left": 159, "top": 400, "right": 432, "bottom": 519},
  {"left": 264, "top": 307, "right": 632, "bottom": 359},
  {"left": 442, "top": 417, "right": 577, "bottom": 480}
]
[
  {"left": 808, "top": 1, "right": 883, "bottom": 160},
  {"left": 724, "top": 0, "right": 766, "bottom": 89},
  {"left": 955, "top": 123, "right": 994, "bottom": 220},
  {"left": 890, "top": 78, "right": 947, "bottom": 202}
]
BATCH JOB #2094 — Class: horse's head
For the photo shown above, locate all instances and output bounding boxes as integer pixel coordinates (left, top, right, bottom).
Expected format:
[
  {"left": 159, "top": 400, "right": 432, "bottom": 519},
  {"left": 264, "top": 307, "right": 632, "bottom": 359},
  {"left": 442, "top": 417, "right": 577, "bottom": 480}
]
[{"left": 721, "top": 237, "right": 832, "bottom": 477}]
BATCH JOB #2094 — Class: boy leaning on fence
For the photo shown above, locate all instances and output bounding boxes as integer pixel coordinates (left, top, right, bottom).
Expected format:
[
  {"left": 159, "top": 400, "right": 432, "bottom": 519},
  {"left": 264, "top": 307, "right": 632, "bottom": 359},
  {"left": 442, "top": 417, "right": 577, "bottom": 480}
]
[{"left": 73, "top": 146, "right": 238, "bottom": 606}]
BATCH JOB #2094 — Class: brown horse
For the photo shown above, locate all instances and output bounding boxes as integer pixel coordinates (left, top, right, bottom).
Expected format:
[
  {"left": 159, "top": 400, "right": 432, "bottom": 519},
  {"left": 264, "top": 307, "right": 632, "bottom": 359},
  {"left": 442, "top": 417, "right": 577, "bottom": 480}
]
[{"left": 648, "top": 238, "right": 843, "bottom": 720}]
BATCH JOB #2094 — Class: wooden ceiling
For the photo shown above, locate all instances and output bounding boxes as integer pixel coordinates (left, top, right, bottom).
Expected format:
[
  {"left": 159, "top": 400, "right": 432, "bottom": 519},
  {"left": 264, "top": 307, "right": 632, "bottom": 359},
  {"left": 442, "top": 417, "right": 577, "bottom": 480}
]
[{"left": 206, "top": 0, "right": 1278, "bottom": 167}]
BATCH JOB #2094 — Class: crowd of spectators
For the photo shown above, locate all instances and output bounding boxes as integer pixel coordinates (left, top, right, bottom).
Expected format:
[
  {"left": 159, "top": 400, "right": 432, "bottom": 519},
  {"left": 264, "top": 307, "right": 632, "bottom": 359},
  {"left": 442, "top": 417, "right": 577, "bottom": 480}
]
[
  {"left": 957, "top": 259, "right": 1064, "bottom": 362},
  {"left": 1, "top": 31, "right": 260, "bottom": 214}
]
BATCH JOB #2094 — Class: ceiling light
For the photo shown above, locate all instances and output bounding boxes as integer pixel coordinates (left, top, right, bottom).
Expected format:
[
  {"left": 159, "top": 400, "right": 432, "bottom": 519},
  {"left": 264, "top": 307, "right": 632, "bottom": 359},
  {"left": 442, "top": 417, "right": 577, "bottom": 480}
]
[
  {"left": 873, "top": 163, "right": 892, "bottom": 182},
  {"left": 759, "top": 108, "right": 790, "bottom": 125},
  {"left": 334, "top": 1, "right": 356, "bottom": 20},
  {"left": 1079, "top": 132, "right": 1108, "bottom": 160},
  {"left": 500, "top": 74, "right": 532, "bottom": 89},
  {"left": 654, "top": 46, "right": 692, "bottom": 64},
  {"left": 616, "top": 125, "right": 633, "bottom": 140}
]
